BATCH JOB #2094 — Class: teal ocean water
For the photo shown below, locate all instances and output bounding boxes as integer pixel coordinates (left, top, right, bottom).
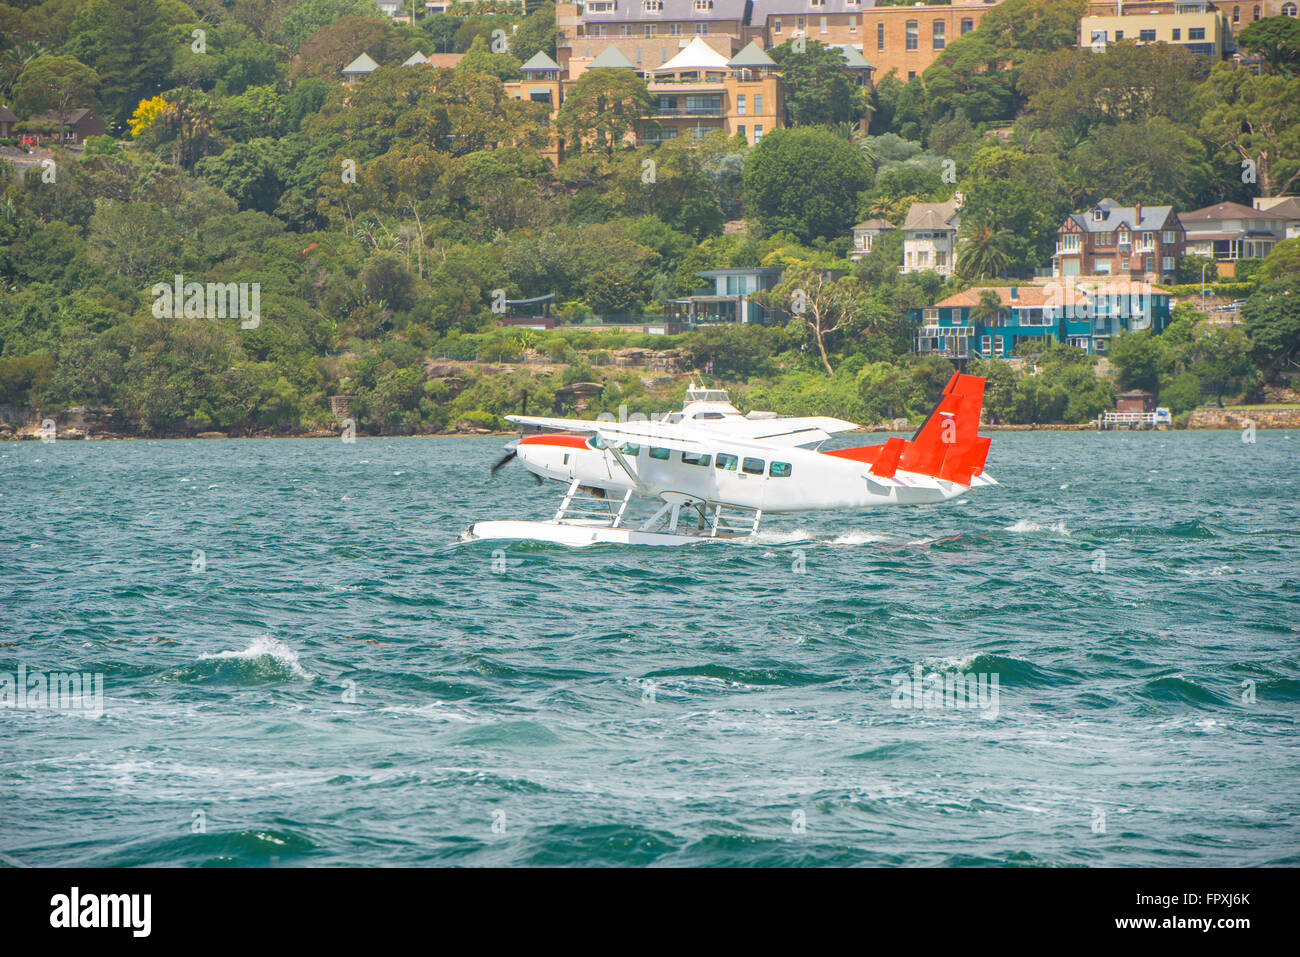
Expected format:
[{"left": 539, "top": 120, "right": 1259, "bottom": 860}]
[{"left": 2, "top": 431, "right": 1298, "bottom": 867}]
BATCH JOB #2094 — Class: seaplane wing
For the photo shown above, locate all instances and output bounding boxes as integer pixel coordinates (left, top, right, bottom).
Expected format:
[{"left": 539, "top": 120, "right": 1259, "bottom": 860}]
[
  {"left": 470, "top": 374, "right": 997, "bottom": 546},
  {"left": 504, "top": 414, "right": 858, "bottom": 448},
  {"left": 720, "top": 416, "right": 860, "bottom": 447},
  {"left": 505, "top": 414, "right": 609, "bottom": 433}
]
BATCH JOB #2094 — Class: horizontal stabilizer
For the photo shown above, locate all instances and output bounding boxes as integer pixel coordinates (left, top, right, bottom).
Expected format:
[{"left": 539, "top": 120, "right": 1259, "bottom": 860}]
[{"left": 869, "top": 436, "right": 906, "bottom": 479}]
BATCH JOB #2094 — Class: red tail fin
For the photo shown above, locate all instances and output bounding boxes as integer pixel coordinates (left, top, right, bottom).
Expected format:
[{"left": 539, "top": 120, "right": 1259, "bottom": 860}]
[{"left": 898, "top": 373, "right": 989, "bottom": 483}]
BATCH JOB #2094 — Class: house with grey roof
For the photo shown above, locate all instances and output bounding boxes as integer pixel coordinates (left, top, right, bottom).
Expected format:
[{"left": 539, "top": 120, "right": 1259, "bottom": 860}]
[
  {"left": 1052, "top": 198, "right": 1183, "bottom": 281},
  {"left": 342, "top": 52, "right": 379, "bottom": 85},
  {"left": 850, "top": 218, "right": 894, "bottom": 260},
  {"left": 0, "top": 104, "right": 16, "bottom": 138},
  {"left": 1179, "top": 201, "right": 1290, "bottom": 277},
  {"left": 1254, "top": 196, "right": 1300, "bottom": 240},
  {"left": 900, "top": 199, "right": 960, "bottom": 277}
]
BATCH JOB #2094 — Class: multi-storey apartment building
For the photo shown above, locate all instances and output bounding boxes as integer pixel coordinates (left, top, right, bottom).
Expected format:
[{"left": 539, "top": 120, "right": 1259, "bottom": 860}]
[
  {"left": 747, "top": 0, "right": 999, "bottom": 79},
  {"left": 558, "top": 1, "right": 1002, "bottom": 81},
  {"left": 1080, "top": 1, "right": 1228, "bottom": 57},
  {"left": 643, "top": 38, "right": 785, "bottom": 146},
  {"left": 1052, "top": 199, "right": 1185, "bottom": 281},
  {"left": 502, "top": 39, "right": 785, "bottom": 156}
]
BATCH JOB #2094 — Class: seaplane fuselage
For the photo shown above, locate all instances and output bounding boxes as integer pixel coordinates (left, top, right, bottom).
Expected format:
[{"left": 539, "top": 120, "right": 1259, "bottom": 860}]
[{"left": 514, "top": 433, "right": 962, "bottom": 511}]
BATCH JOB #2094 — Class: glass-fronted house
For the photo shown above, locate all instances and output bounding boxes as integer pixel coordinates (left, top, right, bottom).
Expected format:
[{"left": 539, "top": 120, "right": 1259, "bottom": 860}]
[{"left": 668, "top": 267, "right": 787, "bottom": 324}]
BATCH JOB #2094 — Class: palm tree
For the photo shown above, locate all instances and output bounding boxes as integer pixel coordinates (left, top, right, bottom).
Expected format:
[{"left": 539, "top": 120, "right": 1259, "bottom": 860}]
[
  {"left": 0, "top": 41, "right": 47, "bottom": 99},
  {"left": 851, "top": 130, "right": 879, "bottom": 167},
  {"left": 957, "top": 221, "right": 1015, "bottom": 281},
  {"left": 161, "top": 91, "right": 215, "bottom": 169},
  {"left": 970, "top": 289, "right": 1004, "bottom": 329}
]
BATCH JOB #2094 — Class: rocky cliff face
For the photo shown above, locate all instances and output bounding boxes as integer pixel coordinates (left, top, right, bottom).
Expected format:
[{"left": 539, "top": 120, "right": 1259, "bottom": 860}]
[{"left": 1, "top": 406, "right": 126, "bottom": 440}]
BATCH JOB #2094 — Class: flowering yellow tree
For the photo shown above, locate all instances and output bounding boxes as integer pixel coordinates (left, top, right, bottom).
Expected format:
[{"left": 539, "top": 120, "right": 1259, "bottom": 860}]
[{"left": 129, "top": 95, "right": 168, "bottom": 137}]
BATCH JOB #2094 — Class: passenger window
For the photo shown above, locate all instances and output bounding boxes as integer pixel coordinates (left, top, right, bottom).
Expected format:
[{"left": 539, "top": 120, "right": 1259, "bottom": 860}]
[
  {"left": 619, "top": 443, "right": 640, "bottom": 456},
  {"left": 742, "top": 457, "right": 765, "bottom": 475},
  {"left": 715, "top": 453, "right": 738, "bottom": 471},
  {"left": 682, "top": 451, "right": 712, "bottom": 467},
  {"left": 770, "top": 461, "right": 792, "bottom": 478},
  {"left": 649, "top": 447, "right": 671, "bottom": 460}
]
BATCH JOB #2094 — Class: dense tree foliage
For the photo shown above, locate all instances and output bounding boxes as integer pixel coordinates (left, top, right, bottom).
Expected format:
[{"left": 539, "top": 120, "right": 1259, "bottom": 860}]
[
  {"left": 0, "top": 0, "right": 1295, "bottom": 435},
  {"left": 742, "top": 127, "right": 872, "bottom": 243},
  {"left": 768, "top": 39, "right": 867, "bottom": 128}
]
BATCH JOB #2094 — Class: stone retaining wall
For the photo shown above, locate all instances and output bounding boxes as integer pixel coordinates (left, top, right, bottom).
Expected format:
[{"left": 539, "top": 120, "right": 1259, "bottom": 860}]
[{"left": 1186, "top": 407, "right": 1300, "bottom": 429}]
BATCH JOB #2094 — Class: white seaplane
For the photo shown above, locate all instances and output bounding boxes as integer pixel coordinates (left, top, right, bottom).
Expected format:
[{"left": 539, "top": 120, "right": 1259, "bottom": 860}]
[{"left": 464, "top": 374, "right": 996, "bottom": 546}]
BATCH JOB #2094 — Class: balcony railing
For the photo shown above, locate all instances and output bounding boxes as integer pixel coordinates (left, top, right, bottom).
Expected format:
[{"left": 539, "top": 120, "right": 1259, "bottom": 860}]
[
  {"left": 645, "top": 106, "right": 727, "bottom": 117},
  {"left": 918, "top": 325, "right": 974, "bottom": 337}
]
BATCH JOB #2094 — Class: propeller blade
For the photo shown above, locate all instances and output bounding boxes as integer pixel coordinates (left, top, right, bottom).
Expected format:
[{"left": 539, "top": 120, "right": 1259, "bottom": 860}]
[{"left": 489, "top": 450, "right": 516, "bottom": 477}]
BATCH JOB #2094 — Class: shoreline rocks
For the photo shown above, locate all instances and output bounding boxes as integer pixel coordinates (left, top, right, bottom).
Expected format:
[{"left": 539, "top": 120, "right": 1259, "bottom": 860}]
[{"left": 3, "top": 407, "right": 1299, "bottom": 440}]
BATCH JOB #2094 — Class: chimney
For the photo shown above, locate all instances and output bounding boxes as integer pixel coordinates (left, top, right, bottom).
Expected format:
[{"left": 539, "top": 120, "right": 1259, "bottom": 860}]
[{"left": 1134, "top": 201, "right": 1143, "bottom": 224}]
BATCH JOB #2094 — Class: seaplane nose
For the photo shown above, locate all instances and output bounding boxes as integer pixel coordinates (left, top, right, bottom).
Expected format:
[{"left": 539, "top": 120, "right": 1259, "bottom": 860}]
[{"left": 514, "top": 433, "right": 590, "bottom": 481}]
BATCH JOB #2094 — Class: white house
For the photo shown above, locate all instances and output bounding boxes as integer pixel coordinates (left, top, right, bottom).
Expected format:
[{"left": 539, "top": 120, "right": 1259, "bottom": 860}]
[
  {"left": 900, "top": 198, "right": 961, "bottom": 277},
  {"left": 849, "top": 219, "right": 894, "bottom": 261},
  {"left": 1180, "top": 200, "right": 1290, "bottom": 277},
  {"left": 1254, "top": 196, "right": 1300, "bottom": 240}
]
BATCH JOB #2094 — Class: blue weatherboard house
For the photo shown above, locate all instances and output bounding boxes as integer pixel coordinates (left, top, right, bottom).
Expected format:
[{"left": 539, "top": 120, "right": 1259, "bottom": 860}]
[{"left": 912, "top": 282, "right": 1174, "bottom": 359}]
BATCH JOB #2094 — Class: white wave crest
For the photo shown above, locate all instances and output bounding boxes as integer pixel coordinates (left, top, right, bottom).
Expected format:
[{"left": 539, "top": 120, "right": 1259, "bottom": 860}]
[
  {"left": 1004, "top": 519, "right": 1070, "bottom": 536},
  {"left": 831, "top": 532, "right": 892, "bottom": 545},
  {"left": 199, "top": 635, "right": 313, "bottom": 679}
]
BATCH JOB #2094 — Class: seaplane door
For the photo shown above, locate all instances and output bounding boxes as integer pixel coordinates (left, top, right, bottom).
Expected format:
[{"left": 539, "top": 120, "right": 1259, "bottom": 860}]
[{"left": 717, "top": 453, "right": 767, "bottom": 510}]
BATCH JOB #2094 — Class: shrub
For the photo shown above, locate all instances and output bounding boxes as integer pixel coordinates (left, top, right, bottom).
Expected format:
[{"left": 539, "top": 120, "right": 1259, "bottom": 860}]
[{"left": 1159, "top": 372, "right": 1202, "bottom": 414}]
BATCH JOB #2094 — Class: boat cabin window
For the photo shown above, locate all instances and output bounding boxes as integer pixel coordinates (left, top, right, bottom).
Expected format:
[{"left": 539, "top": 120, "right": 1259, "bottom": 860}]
[
  {"left": 715, "top": 453, "right": 738, "bottom": 471},
  {"left": 693, "top": 412, "right": 725, "bottom": 419},
  {"left": 649, "top": 446, "right": 672, "bottom": 460},
  {"left": 618, "top": 443, "right": 640, "bottom": 456},
  {"left": 742, "top": 457, "right": 765, "bottom": 475},
  {"left": 769, "top": 461, "right": 792, "bottom": 478},
  {"left": 682, "top": 451, "right": 712, "bottom": 467}
]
